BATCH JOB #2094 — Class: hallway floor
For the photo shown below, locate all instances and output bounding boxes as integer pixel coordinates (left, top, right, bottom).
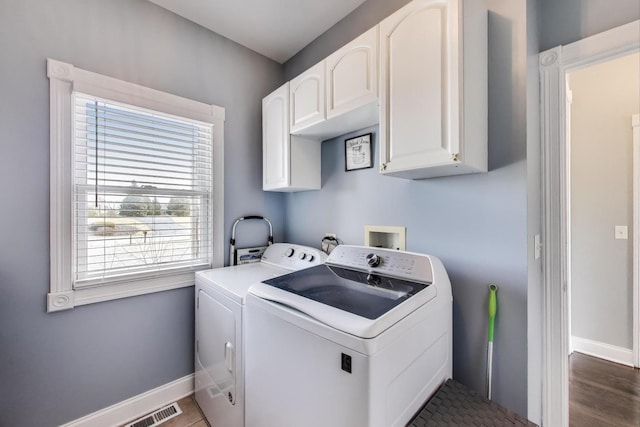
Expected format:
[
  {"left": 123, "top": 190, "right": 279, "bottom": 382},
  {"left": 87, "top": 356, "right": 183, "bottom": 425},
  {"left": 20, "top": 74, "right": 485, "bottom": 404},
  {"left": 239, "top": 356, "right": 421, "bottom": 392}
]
[{"left": 570, "top": 352, "right": 640, "bottom": 426}]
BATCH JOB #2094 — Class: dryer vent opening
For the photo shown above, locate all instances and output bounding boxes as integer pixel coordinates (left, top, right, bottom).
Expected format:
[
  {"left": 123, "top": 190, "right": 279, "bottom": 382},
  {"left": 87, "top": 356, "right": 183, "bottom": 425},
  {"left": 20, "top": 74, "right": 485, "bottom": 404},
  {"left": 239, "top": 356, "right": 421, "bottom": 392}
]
[{"left": 125, "top": 402, "right": 182, "bottom": 427}]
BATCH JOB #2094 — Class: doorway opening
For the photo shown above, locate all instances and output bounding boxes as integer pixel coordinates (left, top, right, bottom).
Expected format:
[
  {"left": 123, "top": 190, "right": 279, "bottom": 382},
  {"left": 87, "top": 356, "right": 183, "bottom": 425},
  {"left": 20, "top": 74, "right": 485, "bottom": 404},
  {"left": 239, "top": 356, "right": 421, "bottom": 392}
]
[
  {"left": 539, "top": 20, "right": 640, "bottom": 427},
  {"left": 565, "top": 52, "right": 640, "bottom": 426},
  {"left": 566, "top": 53, "right": 639, "bottom": 367}
]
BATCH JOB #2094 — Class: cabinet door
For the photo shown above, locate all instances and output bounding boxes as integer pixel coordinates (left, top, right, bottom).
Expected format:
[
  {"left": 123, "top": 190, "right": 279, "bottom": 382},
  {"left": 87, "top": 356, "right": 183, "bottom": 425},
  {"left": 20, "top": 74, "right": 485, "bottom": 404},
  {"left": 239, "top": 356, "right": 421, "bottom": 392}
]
[
  {"left": 263, "top": 82, "right": 290, "bottom": 190},
  {"left": 326, "top": 26, "right": 378, "bottom": 119},
  {"left": 290, "top": 62, "right": 325, "bottom": 133},
  {"left": 379, "top": 0, "right": 459, "bottom": 174}
]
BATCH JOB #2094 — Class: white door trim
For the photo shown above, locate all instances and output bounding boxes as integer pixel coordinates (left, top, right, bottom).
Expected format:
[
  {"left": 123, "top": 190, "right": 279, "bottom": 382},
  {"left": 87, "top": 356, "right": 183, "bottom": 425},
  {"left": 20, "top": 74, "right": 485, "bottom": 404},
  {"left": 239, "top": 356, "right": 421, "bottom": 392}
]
[
  {"left": 633, "top": 113, "right": 640, "bottom": 368},
  {"left": 565, "top": 87, "right": 573, "bottom": 355},
  {"left": 539, "top": 19, "right": 640, "bottom": 427}
]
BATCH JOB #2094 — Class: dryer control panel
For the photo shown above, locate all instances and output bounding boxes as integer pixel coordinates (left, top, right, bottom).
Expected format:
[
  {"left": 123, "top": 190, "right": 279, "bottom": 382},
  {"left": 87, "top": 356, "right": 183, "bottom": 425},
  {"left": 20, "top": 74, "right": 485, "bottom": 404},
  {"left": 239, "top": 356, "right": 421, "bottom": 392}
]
[{"left": 261, "top": 243, "right": 327, "bottom": 270}]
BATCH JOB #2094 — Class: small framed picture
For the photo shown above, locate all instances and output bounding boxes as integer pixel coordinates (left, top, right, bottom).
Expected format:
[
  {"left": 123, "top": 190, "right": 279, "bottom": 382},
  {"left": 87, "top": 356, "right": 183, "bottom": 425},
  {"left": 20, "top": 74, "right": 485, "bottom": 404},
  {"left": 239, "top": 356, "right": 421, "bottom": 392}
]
[{"left": 345, "top": 133, "right": 373, "bottom": 171}]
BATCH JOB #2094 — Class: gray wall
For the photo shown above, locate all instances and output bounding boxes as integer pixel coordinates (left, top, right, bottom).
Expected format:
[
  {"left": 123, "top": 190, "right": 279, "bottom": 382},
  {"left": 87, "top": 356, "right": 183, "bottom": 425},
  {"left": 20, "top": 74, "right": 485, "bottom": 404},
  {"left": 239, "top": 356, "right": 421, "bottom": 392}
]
[
  {"left": 0, "top": 1, "right": 282, "bottom": 425},
  {"left": 526, "top": 0, "right": 542, "bottom": 422},
  {"left": 283, "top": 0, "right": 530, "bottom": 416},
  {"left": 569, "top": 54, "right": 639, "bottom": 349},
  {"left": 539, "top": 0, "right": 640, "bottom": 51}
]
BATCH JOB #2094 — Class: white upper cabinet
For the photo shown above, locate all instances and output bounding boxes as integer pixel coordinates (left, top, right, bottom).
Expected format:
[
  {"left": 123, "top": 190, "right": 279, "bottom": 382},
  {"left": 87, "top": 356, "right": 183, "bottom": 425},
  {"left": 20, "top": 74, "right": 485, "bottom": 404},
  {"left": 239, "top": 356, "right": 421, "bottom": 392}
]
[
  {"left": 326, "top": 26, "right": 378, "bottom": 119},
  {"left": 263, "top": 0, "right": 487, "bottom": 191},
  {"left": 263, "top": 83, "right": 289, "bottom": 190},
  {"left": 263, "top": 82, "right": 320, "bottom": 192},
  {"left": 290, "top": 62, "right": 325, "bottom": 133},
  {"left": 379, "top": 0, "right": 487, "bottom": 179},
  {"left": 289, "top": 26, "right": 380, "bottom": 140}
]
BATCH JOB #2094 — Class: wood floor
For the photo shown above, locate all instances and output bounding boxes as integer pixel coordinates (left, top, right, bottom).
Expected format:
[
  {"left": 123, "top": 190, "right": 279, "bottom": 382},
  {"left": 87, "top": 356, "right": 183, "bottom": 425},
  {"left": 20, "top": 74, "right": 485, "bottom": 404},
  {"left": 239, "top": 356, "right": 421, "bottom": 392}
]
[{"left": 570, "top": 352, "right": 640, "bottom": 426}]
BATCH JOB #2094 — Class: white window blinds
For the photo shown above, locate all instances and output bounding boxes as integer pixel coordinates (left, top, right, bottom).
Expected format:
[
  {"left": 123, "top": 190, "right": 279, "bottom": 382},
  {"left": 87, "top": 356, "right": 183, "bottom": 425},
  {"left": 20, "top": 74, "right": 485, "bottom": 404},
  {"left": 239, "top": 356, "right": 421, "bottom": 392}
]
[{"left": 73, "top": 93, "right": 214, "bottom": 287}]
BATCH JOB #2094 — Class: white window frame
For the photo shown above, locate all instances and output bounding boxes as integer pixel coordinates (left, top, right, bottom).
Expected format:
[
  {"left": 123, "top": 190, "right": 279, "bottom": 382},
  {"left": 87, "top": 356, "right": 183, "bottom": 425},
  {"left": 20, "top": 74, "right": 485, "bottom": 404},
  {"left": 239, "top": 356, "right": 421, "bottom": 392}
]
[{"left": 47, "top": 58, "right": 225, "bottom": 312}]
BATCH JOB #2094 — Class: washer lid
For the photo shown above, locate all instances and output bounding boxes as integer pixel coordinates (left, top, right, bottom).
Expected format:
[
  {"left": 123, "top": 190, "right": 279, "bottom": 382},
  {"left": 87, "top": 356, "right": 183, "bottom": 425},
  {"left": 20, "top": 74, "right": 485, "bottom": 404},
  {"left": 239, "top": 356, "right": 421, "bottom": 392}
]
[{"left": 251, "top": 264, "right": 437, "bottom": 338}]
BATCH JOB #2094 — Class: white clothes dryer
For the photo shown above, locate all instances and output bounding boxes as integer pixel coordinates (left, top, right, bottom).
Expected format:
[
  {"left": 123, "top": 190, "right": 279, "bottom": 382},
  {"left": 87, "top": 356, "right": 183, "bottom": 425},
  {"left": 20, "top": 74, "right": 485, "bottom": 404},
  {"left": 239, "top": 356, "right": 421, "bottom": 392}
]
[{"left": 194, "top": 243, "right": 326, "bottom": 427}]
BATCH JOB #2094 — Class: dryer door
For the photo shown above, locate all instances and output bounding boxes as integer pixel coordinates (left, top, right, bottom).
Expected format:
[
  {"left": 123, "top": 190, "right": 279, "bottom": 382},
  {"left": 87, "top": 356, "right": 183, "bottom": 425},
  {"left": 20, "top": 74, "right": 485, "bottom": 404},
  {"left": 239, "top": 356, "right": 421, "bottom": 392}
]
[{"left": 196, "top": 290, "right": 237, "bottom": 405}]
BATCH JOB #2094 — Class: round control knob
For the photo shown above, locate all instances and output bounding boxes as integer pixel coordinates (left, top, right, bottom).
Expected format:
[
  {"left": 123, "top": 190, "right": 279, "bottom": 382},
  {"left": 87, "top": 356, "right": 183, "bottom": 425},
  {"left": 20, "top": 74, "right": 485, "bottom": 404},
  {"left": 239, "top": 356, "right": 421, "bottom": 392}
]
[
  {"left": 285, "top": 248, "right": 295, "bottom": 257},
  {"left": 298, "top": 252, "right": 306, "bottom": 260},
  {"left": 366, "top": 253, "right": 381, "bottom": 267},
  {"left": 307, "top": 254, "right": 315, "bottom": 262}
]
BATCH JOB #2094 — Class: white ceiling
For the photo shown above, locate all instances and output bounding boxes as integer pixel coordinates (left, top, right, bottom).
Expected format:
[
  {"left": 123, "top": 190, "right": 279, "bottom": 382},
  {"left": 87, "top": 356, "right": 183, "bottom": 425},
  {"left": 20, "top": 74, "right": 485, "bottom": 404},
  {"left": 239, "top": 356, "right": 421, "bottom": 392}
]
[{"left": 149, "top": 0, "right": 368, "bottom": 64}]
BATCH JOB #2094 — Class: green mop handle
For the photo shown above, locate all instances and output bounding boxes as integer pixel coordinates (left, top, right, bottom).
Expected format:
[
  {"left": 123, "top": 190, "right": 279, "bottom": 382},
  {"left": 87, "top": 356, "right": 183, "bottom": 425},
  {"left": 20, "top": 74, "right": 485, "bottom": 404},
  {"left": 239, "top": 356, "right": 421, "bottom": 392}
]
[
  {"left": 488, "top": 284, "right": 498, "bottom": 342},
  {"left": 486, "top": 283, "right": 498, "bottom": 399}
]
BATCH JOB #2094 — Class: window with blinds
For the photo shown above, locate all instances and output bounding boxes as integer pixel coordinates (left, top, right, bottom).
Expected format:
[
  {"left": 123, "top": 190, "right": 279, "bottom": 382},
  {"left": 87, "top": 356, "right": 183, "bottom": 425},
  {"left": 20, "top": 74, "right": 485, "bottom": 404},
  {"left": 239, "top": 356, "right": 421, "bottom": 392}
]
[{"left": 73, "top": 93, "right": 214, "bottom": 287}]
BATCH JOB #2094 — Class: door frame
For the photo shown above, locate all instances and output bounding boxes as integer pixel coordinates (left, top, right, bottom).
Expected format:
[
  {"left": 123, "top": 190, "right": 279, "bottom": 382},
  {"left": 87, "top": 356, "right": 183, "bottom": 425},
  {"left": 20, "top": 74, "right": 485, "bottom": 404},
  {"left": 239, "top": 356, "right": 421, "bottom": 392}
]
[
  {"left": 539, "top": 20, "right": 640, "bottom": 427},
  {"left": 633, "top": 113, "right": 640, "bottom": 368}
]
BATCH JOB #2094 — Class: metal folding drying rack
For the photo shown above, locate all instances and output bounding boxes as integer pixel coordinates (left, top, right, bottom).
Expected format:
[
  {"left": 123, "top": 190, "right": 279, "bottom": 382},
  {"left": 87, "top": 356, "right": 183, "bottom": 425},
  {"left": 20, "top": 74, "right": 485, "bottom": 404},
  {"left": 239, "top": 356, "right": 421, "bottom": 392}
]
[{"left": 229, "top": 216, "right": 273, "bottom": 266}]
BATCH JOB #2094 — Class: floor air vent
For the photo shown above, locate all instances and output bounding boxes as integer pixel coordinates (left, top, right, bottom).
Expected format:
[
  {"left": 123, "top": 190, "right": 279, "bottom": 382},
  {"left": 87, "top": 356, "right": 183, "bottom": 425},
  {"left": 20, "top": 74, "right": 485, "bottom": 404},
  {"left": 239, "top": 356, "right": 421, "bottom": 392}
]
[{"left": 125, "top": 402, "right": 182, "bottom": 427}]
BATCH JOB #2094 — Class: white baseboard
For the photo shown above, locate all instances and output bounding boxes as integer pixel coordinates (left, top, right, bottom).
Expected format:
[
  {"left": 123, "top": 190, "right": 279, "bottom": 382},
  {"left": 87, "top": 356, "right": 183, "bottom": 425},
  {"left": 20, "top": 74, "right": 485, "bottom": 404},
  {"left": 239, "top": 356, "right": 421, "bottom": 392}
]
[
  {"left": 571, "top": 336, "right": 634, "bottom": 367},
  {"left": 61, "top": 374, "right": 194, "bottom": 427}
]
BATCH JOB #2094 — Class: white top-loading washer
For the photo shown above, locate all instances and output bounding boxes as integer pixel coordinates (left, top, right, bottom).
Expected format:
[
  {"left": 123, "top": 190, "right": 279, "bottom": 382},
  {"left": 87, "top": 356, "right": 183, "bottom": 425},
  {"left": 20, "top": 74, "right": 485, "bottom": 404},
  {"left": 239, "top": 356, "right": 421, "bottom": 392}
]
[
  {"left": 194, "top": 243, "right": 326, "bottom": 427},
  {"left": 245, "top": 245, "right": 453, "bottom": 427}
]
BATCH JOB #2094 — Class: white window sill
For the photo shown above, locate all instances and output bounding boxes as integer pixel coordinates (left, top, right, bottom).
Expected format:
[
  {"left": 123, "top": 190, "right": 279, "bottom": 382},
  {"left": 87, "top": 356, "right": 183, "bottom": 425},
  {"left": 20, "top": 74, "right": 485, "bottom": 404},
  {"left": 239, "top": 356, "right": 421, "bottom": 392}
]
[{"left": 47, "top": 271, "right": 200, "bottom": 312}]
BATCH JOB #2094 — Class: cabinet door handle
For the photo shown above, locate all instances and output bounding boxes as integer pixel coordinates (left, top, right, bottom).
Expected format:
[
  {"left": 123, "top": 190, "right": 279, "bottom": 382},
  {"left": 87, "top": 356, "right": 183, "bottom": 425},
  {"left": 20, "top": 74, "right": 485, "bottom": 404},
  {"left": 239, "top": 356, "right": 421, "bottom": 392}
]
[{"left": 224, "top": 342, "right": 233, "bottom": 372}]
